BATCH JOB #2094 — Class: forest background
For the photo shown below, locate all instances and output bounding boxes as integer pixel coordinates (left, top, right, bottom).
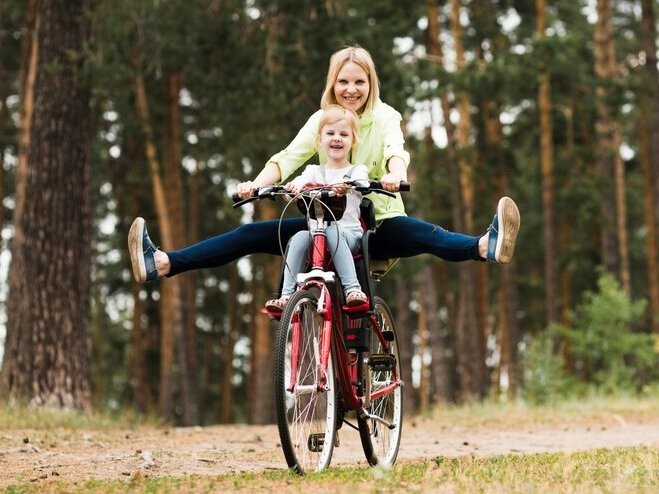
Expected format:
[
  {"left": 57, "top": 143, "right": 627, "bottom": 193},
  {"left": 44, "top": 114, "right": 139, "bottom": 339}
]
[{"left": 0, "top": 0, "right": 657, "bottom": 426}]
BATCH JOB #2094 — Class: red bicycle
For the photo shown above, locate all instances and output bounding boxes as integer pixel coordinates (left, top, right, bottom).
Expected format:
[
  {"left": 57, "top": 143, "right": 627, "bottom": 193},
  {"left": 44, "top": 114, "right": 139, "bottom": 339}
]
[{"left": 234, "top": 180, "right": 409, "bottom": 474}]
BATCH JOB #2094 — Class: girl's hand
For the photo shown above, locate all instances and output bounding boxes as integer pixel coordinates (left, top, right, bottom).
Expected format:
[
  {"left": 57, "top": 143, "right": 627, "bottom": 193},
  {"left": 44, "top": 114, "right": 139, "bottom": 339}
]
[
  {"left": 332, "top": 183, "right": 349, "bottom": 196},
  {"left": 285, "top": 182, "right": 302, "bottom": 194}
]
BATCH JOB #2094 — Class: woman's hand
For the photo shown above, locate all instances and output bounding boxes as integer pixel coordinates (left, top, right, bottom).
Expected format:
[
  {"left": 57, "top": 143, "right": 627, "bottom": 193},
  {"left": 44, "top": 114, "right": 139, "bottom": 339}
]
[
  {"left": 380, "top": 173, "right": 404, "bottom": 192},
  {"left": 236, "top": 181, "right": 257, "bottom": 199},
  {"left": 236, "top": 162, "right": 283, "bottom": 199}
]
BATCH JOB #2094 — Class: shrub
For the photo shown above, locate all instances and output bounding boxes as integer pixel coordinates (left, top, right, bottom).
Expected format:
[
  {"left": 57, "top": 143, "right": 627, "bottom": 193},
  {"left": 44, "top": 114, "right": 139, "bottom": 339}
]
[
  {"left": 550, "top": 273, "right": 657, "bottom": 393},
  {"left": 521, "top": 272, "right": 658, "bottom": 402}
]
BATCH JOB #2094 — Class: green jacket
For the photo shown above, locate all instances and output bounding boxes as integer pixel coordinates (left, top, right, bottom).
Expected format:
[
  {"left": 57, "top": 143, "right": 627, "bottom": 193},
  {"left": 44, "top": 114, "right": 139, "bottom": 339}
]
[{"left": 267, "top": 99, "right": 410, "bottom": 223}]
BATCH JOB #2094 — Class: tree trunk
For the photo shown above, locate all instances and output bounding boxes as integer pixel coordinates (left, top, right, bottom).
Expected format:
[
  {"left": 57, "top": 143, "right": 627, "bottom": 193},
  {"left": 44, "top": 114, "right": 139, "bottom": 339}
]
[
  {"left": 594, "top": 0, "right": 621, "bottom": 278},
  {"left": 132, "top": 65, "right": 186, "bottom": 422},
  {"left": 448, "top": 0, "right": 486, "bottom": 399},
  {"left": 220, "top": 265, "right": 240, "bottom": 423},
  {"left": 394, "top": 273, "right": 416, "bottom": 414},
  {"left": 640, "top": 0, "right": 659, "bottom": 332},
  {"left": 164, "top": 71, "right": 196, "bottom": 425},
  {"left": 248, "top": 203, "right": 278, "bottom": 424},
  {"left": 2, "top": 0, "right": 92, "bottom": 409},
  {"left": 536, "top": 0, "right": 559, "bottom": 324}
]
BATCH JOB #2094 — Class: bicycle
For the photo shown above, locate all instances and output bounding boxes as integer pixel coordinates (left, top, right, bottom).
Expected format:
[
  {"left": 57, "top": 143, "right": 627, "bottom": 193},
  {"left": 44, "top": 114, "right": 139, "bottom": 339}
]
[{"left": 233, "top": 180, "right": 409, "bottom": 474}]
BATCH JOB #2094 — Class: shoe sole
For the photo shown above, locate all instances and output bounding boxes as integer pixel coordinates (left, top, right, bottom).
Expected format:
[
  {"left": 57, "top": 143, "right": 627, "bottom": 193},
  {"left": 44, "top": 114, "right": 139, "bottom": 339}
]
[
  {"left": 495, "top": 197, "right": 520, "bottom": 264},
  {"left": 128, "top": 217, "right": 147, "bottom": 284}
]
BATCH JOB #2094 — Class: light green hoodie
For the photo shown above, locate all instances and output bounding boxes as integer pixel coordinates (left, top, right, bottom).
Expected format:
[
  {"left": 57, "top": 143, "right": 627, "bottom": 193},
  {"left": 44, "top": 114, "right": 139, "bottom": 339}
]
[{"left": 267, "top": 99, "right": 410, "bottom": 223}]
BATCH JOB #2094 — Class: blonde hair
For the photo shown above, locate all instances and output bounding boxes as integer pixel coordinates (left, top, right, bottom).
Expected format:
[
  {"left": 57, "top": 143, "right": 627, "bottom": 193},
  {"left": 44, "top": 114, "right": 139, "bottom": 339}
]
[
  {"left": 318, "top": 105, "right": 360, "bottom": 148},
  {"left": 320, "top": 45, "right": 380, "bottom": 114}
]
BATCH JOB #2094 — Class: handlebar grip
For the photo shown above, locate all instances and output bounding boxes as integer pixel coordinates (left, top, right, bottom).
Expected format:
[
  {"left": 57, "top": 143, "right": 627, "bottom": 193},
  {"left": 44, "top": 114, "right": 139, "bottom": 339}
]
[{"left": 366, "top": 181, "right": 411, "bottom": 192}]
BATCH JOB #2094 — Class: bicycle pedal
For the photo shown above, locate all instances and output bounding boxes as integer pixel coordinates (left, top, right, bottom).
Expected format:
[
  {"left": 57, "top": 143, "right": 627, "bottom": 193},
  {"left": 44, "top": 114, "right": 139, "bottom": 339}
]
[
  {"left": 381, "top": 330, "right": 395, "bottom": 342},
  {"left": 368, "top": 353, "right": 396, "bottom": 372},
  {"left": 307, "top": 433, "right": 325, "bottom": 452}
]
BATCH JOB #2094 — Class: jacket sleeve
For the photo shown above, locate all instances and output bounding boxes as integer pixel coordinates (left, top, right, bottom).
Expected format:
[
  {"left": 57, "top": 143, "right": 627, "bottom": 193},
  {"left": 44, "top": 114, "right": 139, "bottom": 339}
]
[
  {"left": 379, "top": 104, "right": 410, "bottom": 170},
  {"left": 266, "top": 110, "right": 323, "bottom": 183}
]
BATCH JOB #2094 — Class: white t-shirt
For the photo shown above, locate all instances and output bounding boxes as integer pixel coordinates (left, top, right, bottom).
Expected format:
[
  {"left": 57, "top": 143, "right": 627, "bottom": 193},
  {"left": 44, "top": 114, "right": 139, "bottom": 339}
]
[{"left": 290, "top": 164, "right": 369, "bottom": 233}]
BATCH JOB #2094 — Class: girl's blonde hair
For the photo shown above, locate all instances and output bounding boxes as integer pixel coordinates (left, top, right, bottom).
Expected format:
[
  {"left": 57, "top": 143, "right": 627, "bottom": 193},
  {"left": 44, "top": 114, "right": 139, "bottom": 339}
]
[
  {"left": 318, "top": 104, "right": 360, "bottom": 148},
  {"left": 320, "top": 45, "right": 380, "bottom": 114}
]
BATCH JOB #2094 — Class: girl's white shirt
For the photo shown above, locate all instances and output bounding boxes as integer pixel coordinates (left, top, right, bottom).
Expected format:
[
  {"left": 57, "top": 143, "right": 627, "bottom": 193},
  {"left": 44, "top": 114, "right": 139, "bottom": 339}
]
[{"left": 290, "top": 164, "right": 370, "bottom": 234}]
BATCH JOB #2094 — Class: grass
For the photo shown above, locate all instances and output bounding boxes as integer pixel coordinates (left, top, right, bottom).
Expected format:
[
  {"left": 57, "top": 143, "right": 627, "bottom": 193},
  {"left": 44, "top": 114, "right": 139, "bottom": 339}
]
[
  {"left": 2, "top": 394, "right": 658, "bottom": 493},
  {"left": 4, "top": 447, "right": 657, "bottom": 493}
]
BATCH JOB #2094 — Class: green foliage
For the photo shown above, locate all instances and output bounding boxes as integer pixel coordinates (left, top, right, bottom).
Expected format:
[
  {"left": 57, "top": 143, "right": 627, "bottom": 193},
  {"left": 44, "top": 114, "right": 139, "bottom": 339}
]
[
  {"left": 522, "top": 272, "right": 658, "bottom": 403},
  {"left": 520, "top": 330, "right": 582, "bottom": 405},
  {"left": 551, "top": 272, "right": 657, "bottom": 393}
]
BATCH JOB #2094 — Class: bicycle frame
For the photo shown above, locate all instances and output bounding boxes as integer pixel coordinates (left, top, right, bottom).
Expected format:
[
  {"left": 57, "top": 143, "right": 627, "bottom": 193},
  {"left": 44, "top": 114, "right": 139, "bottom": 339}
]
[
  {"left": 234, "top": 180, "right": 408, "bottom": 472},
  {"left": 285, "top": 190, "right": 399, "bottom": 417}
]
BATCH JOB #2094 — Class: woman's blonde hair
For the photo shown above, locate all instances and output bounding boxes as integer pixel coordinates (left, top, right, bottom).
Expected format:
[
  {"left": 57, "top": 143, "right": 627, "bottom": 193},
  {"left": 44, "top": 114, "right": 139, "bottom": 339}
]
[
  {"left": 320, "top": 45, "right": 380, "bottom": 114},
  {"left": 318, "top": 104, "right": 360, "bottom": 148}
]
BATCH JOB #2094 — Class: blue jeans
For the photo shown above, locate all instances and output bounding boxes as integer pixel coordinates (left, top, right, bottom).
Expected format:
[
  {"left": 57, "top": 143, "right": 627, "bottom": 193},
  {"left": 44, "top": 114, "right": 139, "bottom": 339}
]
[
  {"left": 280, "top": 226, "right": 362, "bottom": 296},
  {"left": 167, "top": 216, "right": 481, "bottom": 277}
]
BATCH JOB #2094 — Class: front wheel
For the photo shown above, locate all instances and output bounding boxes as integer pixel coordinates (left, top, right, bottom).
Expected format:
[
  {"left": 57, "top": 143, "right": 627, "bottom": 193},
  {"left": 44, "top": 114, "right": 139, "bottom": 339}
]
[
  {"left": 358, "top": 296, "right": 403, "bottom": 467},
  {"left": 274, "top": 290, "right": 337, "bottom": 474}
]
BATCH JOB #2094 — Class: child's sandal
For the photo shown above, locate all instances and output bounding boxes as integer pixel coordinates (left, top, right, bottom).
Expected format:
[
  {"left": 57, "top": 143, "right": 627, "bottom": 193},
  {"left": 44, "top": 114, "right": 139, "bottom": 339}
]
[
  {"left": 345, "top": 290, "right": 368, "bottom": 307},
  {"left": 265, "top": 296, "right": 290, "bottom": 313}
]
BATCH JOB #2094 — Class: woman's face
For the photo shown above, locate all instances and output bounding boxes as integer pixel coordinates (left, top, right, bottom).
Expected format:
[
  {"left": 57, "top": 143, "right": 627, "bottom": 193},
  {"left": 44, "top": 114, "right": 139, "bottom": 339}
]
[{"left": 333, "top": 61, "right": 370, "bottom": 114}]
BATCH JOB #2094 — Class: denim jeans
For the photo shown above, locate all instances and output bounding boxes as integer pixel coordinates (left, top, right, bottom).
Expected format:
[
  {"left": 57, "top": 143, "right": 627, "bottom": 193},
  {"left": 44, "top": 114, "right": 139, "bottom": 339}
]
[
  {"left": 280, "top": 225, "right": 362, "bottom": 296},
  {"left": 167, "top": 215, "right": 481, "bottom": 277}
]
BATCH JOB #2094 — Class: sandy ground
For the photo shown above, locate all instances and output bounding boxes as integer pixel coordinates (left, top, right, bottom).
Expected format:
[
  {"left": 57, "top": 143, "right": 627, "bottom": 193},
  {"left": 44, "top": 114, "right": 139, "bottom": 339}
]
[{"left": 1, "top": 411, "right": 658, "bottom": 487}]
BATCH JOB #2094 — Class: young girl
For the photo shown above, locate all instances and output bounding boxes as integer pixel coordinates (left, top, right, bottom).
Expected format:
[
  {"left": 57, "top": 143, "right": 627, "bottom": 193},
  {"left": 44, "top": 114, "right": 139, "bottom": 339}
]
[{"left": 265, "top": 105, "right": 370, "bottom": 312}]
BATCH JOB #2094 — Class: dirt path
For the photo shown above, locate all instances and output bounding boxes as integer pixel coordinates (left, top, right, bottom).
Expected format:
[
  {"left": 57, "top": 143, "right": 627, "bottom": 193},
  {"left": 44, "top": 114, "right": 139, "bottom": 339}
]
[{"left": 1, "top": 413, "right": 658, "bottom": 487}]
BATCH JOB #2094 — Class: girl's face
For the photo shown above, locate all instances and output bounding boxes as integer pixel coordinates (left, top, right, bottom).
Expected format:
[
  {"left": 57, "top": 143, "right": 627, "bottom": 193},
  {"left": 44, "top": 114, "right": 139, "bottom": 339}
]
[
  {"left": 319, "top": 118, "right": 354, "bottom": 164},
  {"left": 333, "top": 61, "right": 370, "bottom": 114}
]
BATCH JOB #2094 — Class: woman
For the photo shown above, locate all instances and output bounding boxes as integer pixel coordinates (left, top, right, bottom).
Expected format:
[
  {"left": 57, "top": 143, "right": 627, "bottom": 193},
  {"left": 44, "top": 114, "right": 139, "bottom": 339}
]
[{"left": 128, "top": 46, "right": 519, "bottom": 284}]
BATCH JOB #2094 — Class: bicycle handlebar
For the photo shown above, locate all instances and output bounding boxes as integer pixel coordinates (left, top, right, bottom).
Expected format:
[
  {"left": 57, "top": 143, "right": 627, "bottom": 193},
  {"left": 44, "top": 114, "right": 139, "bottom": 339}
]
[{"left": 231, "top": 181, "right": 411, "bottom": 208}]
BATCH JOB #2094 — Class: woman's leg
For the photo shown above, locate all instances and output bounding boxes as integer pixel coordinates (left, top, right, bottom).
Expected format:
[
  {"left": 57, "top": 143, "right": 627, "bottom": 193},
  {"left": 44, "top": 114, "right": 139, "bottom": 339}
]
[
  {"left": 370, "top": 216, "right": 481, "bottom": 262},
  {"left": 129, "top": 217, "right": 307, "bottom": 282},
  {"left": 167, "top": 218, "right": 306, "bottom": 276}
]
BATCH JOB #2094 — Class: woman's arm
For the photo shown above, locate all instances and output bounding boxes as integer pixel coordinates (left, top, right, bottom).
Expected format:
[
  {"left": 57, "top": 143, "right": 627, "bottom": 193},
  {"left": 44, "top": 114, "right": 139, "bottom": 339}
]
[
  {"left": 376, "top": 102, "right": 409, "bottom": 191},
  {"left": 380, "top": 156, "right": 408, "bottom": 191},
  {"left": 235, "top": 162, "right": 281, "bottom": 198}
]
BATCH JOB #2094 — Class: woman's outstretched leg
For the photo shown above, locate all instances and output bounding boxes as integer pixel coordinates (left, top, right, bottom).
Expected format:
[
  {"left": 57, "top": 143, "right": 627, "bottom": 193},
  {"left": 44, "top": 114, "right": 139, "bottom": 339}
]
[
  {"left": 128, "top": 217, "right": 307, "bottom": 283},
  {"left": 370, "top": 197, "right": 519, "bottom": 263}
]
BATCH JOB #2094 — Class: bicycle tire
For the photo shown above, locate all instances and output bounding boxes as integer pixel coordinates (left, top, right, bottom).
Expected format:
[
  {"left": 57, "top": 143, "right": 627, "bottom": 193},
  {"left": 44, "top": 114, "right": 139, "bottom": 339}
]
[
  {"left": 358, "top": 296, "right": 403, "bottom": 467},
  {"left": 274, "top": 289, "right": 338, "bottom": 474}
]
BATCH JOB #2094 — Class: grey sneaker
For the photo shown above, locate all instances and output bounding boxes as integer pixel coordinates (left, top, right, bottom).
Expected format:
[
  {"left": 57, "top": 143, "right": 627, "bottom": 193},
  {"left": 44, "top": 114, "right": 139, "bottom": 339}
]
[
  {"left": 486, "top": 197, "right": 520, "bottom": 263},
  {"left": 128, "top": 217, "right": 159, "bottom": 283}
]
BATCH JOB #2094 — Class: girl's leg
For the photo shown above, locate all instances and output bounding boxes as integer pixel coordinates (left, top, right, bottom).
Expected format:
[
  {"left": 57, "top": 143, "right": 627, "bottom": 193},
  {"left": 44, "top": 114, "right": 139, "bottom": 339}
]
[
  {"left": 370, "top": 216, "right": 481, "bottom": 262},
  {"left": 166, "top": 218, "right": 307, "bottom": 276},
  {"left": 326, "top": 226, "right": 362, "bottom": 294},
  {"left": 280, "top": 231, "right": 312, "bottom": 296}
]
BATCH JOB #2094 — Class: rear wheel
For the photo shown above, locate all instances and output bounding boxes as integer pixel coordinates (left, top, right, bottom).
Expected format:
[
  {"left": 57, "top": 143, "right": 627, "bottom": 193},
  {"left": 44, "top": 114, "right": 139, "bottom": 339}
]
[
  {"left": 274, "top": 290, "right": 337, "bottom": 474},
  {"left": 358, "top": 296, "right": 403, "bottom": 467}
]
